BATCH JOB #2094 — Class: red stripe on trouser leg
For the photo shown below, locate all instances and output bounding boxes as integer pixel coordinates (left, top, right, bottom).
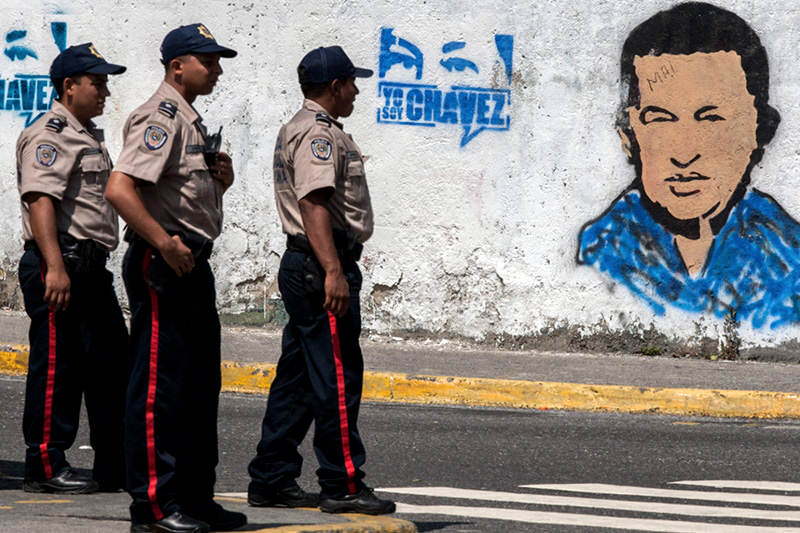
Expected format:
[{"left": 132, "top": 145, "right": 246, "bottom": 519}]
[
  {"left": 142, "top": 252, "right": 164, "bottom": 521},
  {"left": 40, "top": 261, "right": 55, "bottom": 479},
  {"left": 327, "top": 312, "right": 357, "bottom": 494}
]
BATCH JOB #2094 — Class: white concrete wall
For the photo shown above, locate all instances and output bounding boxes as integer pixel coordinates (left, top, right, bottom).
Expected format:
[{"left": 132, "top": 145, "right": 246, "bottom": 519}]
[{"left": 2, "top": 0, "right": 800, "bottom": 349}]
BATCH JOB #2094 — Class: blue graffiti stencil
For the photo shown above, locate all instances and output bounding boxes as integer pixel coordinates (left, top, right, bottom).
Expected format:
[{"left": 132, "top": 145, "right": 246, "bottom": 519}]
[
  {"left": 4, "top": 30, "right": 38, "bottom": 61},
  {"left": 1, "top": 21, "right": 67, "bottom": 126},
  {"left": 440, "top": 42, "right": 479, "bottom": 74},
  {"left": 379, "top": 28, "right": 423, "bottom": 80},
  {"left": 377, "top": 27, "right": 514, "bottom": 147}
]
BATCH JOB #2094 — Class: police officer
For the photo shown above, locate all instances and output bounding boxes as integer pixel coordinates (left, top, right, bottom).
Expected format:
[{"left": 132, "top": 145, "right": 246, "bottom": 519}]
[
  {"left": 104, "top": 24, "right": 244, "bottom": 533},
  {"left": 17, "top": 43, "right": 128, "bottom": 494},
  {"left": 247, "top": 46, "right": 395, "bottom": 515}
]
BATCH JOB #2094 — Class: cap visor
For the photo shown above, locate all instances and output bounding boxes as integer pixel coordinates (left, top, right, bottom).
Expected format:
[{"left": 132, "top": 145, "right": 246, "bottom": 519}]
[
  {"left": 353, "top": 67, "right": 373, "bottom": 78},
  {"left": 86, "top": 63, "right": 127, "bottom": 75},
  {"left": 193, "top": 43, "right": 238, "bottom": 58}
]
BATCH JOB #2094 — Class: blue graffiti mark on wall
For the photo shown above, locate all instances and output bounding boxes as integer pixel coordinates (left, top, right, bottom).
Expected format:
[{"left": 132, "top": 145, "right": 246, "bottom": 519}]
[
  {"left": 440, "top": 42, "right": 479, "bottom": 74},
  {"left": 578, "top": 189, "right": 800, "bottom": 330},
  {"left": 1, "top": 22, "right": 66, "bottom": 126},
  {"left": 377, "top": 27, "right": 513, "bottom": 147},
  {"left": 5, "top": 30, "right": 38, "bottom": 61},
  {"left": 494, "top": 35, "right": 513, "bottom": 85},
  {"left": 379, "top": 28, "right": 423, "bottom": 80}
]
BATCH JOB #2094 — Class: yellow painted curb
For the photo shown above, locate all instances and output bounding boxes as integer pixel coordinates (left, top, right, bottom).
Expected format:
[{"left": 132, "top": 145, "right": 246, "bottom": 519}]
[
  {"left": 252, "top": 515, "right": 417, "bottom": 532},
  {"left": 223, "top": 362, "right": 800, "bottom": 419},
  {"left": 3, "top": 345, "right": 800, "bottom": 419},
  {"left": 0, "top": 347, "right": 29, "bottom": 376}
]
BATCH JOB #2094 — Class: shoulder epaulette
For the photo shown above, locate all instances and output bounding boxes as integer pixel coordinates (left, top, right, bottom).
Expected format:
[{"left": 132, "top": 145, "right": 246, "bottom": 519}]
[
  {"left": 45, "top": 116, "right": 66, "bottom": 133},
  {"left": 315, "top": 112, "right": 332, "bottom": 126},
  {"left": 158, "top": 100, "right": 178, "bottom": 119}
]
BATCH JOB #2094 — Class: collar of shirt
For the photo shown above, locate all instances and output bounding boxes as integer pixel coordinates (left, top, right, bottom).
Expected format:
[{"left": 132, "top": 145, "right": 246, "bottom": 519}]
[
  {"left": 50, "top": 100, "right": 97, "bottom": 135},
  {"left": 303, "top": 98, "right": 343, "bottom": 129},
  {"left": 155, "top": 80, "right": 202, "bottom": 125}
]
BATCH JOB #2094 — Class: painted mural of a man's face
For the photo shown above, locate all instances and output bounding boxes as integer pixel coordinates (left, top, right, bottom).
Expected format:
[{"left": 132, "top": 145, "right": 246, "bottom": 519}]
[
  {"left": 627, "top": 51, "right": 758, "bottom": 222},
  {"left": 616, "top": 2, "right": 780, "bottom": 238}
]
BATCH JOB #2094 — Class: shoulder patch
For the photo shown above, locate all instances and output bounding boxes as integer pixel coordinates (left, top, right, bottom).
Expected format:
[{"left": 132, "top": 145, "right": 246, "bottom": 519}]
[
  {"left": 45, "top": 116, "right": 66, "bottom": 133},
  {"left": 35, "top": 144, "right": 58, "bottom": 167},
  {"left": 315, "top": 112, "right": 332, "bottom": 126},
  {"left": 144, "top": 125, "right": 169, "bottom": 150},
  {"left": 310, "top": 138, "right": 332, "bottom": 160},
  {"left": 157, "top": 100, "right": 178, "bottom": 119}
]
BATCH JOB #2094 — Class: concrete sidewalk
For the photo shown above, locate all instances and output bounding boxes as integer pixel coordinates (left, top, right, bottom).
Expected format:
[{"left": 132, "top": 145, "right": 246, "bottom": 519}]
[
  {"left": 0, "top": 488, "right": 416, "bottom": 532},
  {"left": 1, "top": 310, "right": 800, "bottom": 418}
]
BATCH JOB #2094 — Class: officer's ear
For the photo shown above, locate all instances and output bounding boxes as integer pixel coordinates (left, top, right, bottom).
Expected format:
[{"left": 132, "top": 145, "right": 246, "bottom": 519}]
[
  {"left": 329, "top": 78, "right": 342, "bottom": 96},
  {"left": 62, "top": 75, "right": 84, "bottom": 98}
]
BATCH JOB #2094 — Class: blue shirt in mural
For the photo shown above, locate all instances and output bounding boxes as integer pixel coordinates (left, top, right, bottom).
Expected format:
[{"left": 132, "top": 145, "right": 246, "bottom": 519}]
[{"left": 578, "top": 188, "right": 800, "bottom": 329}]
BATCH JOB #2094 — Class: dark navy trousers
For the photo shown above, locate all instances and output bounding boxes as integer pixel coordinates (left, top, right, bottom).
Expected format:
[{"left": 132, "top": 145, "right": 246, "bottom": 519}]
[
  {"left": 19, "top": 248, "right": 128, "bottom": 487},
  {"left": 248, "top": 248, "right": 367, "bottom": 498},
  {"left": 122, "top": 239, "right": 221, "bottom": 523}
]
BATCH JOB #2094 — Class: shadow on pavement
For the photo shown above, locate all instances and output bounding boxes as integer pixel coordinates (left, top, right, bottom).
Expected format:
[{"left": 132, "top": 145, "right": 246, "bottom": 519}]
[{"left": 0, "top": 459, "right": 24, "bottom": 490}]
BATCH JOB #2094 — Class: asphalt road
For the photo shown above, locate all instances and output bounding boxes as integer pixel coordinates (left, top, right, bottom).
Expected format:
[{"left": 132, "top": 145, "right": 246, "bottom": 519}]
[{"left": 2, "top": 375, "right": 800, "bottom": 532}]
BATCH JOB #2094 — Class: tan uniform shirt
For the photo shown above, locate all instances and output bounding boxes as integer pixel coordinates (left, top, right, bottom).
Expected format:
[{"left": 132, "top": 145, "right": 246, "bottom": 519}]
[
  {"left": 16, "top": 100, "right": 119, "bottom": 251},
  {"left": 114, "top": 81, "right": 223, "bottom": 241},
  {"left": 274, "top": 99, "right": 374, "bottom": 244}
]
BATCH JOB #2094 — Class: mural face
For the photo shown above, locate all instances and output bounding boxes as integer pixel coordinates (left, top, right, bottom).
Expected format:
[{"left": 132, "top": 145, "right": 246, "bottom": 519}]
[
  {"left": 578, "top": 2, "right": 800, "bottom": 330},
  {"left": 629, "top": 52, "right": 757, "bottom": 226}
]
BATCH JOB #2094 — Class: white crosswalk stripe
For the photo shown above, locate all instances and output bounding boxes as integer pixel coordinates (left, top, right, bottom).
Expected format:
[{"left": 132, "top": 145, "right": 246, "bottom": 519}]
[
  {"left": 381, "top": 486, "right": 800, "bottom": 521},
  {"left": 378, "top": 481, "right": 800, "bottom": 531},
  {"left": 669, "top": 481, "right": 800, "bottom": 492},
  {"left": 520, "top": 483, "right": 800, "bottom": 507}
]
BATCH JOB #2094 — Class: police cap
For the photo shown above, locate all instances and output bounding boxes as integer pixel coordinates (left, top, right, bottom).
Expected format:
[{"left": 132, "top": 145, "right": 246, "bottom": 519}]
[
  {"left": 49, "top": 43, "right": 126, "bottom": 78},
  {"left": 161, "top": 23, "right": 237, "bottom": 64},
  {"left": 298, "top": 46, "right": 373, "bottom": 84}
]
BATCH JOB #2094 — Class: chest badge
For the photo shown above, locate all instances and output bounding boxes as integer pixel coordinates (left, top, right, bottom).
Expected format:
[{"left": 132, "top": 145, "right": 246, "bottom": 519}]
[
  {"left": 144, "top": 125, "right": 168, "bottom": 150},
  {"left": 35, "top": 144, "right": 58, "bottom": 167},
  {"left": 310, "top": 138, "right": 332, "bottom": 160}
]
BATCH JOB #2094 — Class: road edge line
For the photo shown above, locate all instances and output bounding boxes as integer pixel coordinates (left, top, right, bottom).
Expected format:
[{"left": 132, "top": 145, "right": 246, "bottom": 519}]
[{"left": 3, "top": 348, "right": 799, "bottom": 418}]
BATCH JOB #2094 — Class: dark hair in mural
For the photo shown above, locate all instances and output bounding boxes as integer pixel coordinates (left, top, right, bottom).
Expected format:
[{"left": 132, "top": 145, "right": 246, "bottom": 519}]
[{"left": 616, "top": 2, "right": 780, "bottom": 238}]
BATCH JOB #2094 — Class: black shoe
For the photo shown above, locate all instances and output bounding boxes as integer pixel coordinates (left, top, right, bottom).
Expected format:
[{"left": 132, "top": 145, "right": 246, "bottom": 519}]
[
  {"left": 130, "top": 512, "right": 210, "bottom": 533},
  {"left": 184, "top": 502, "right": 247, "bottom": 532},
  {"left": 248, "top": 481, "right": 319, "bottom": 508},
  {"left": 23, "top": 468, "right": 99, "bottom": 494},
  {"left": 319, "top": 487, "right": 396, "bottom": 515}
]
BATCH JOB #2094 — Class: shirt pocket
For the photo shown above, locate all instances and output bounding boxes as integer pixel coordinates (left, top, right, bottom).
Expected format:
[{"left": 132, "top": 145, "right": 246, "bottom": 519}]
[
  {"left": 77, "top": 152, "right": 111, "bottom": 196},
  {"left": 183, "top": 151, "right": 221, "bottom": 212},
  {"left": 344, "top": 151, "right": 365, "bottom": 203}
]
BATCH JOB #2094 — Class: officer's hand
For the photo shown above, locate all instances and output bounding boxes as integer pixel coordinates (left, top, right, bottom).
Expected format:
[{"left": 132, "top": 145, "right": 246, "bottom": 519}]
[
  {"left": 324, "top": 270, "right": 350, "bottom": 317},
  {"left": 211, "top": 152, "right": 234, "bottom": 191},
  {"left": 44, "top": 266, "right": 70, "bottom": 311},
  {"left": 159, "top": 235, "right": 195, "bottom": 277}
]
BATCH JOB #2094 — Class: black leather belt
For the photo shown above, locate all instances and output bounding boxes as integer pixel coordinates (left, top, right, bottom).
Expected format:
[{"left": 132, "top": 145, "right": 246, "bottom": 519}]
[
  {"left": 287, "top": 229, "right": 363, "bottom": 261},
  {"left": 127, "top": 229, "right": 213, "bottom": 261},
  {"left": 25, "top": 234, "right": 109, "bottom": 272}
]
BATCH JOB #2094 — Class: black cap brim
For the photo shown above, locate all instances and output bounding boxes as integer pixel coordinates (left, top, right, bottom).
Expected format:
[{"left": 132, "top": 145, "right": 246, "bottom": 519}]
[
  {"left": 192, "top": 42, "right": 238, "bottom": 58},
  {"left": 353, "top": 67, "right": 373, "bottom": 78},
  {"left": 85, "top": 62, "right": 127, "bottom": 75}
]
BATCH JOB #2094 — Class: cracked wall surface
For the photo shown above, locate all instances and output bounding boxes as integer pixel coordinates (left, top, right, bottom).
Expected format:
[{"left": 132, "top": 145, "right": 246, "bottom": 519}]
[{"left": 1, "top": 1, "right": 800, "bottom": 350}]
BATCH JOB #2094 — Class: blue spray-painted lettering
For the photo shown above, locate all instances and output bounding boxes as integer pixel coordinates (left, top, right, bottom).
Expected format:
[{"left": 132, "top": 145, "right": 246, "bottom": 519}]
[
  {"left": 377, "top": 81, "right": 510, "bottom": 147},
  {"left": 377, "top": 84, "right": 510, "bottom": 146},
  {"left": 377, "top": 27, "right": 514, "bottom": 147},
  {"left": 0, "top": 22, "right": 66, "bottom": 125}
]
